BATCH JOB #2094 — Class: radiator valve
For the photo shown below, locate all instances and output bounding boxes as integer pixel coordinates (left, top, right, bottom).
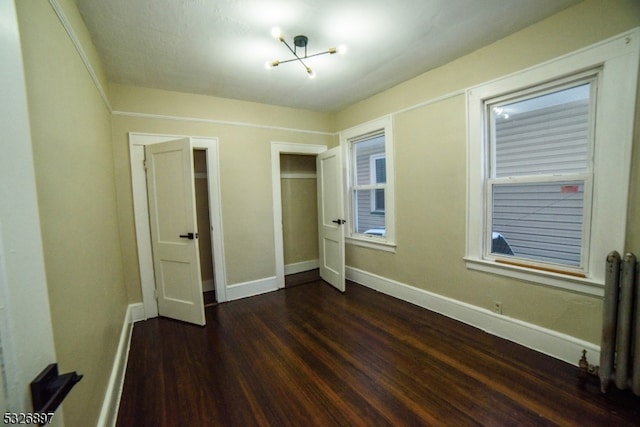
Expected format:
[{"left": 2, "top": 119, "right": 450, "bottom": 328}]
[{"left": 578, "top": 349, "right": 599, "bottom": 384}]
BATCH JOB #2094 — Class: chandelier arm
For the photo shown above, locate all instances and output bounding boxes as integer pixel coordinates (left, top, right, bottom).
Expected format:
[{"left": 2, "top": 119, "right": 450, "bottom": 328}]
[
  {"left": 280, "top": 38, "right": 312, "bottom": 73},
  {"left": 295, "top": 56, "right": 311, "bottom": 73},
  {"left": 280, "top": 39, "right": 299, "bottom": 60},
  {"left": 304, "top": 50, "right": 333, "bottom": 59},
  {"left": 275, "top": 57, "right": 301, "bottom": 65},
  {"left": 274, "top": 50, "right": 331, "bottom": 64}
]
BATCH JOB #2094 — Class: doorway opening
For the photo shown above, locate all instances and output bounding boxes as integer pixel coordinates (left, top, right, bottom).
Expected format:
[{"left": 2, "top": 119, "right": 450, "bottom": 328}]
[
  {"left": 270, "top": 142, "right": 327, "bottom": 289},
  {"left": 193, "top": 149, "right": 217, "bottom": 306},
  {"left": 130, "top": 134, "right": 227, "bottom": 323},
  {"left": 279, "top": 153, "right": 321, "bottom": 288}
]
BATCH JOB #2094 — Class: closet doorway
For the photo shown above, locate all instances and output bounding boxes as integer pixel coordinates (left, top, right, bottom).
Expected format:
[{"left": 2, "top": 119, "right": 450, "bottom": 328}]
[
  {"left": 271, "top": 143, "right": 327, "bottom": 288},
  {"left": 280, "top": 153, "right": 321, "bottom": 287},
  {"left": 193, "top": 149, "right": 217, "bottom": 306}
]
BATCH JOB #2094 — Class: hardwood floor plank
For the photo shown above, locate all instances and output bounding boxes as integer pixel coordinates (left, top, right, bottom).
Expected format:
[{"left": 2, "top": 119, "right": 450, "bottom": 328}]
[{"left": 116, "top": 281, "right": 640, "bottom": 426}]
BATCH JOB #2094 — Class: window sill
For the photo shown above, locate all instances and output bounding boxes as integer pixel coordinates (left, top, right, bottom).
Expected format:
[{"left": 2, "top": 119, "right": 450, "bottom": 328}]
[
  {"left": 464, "top": 257, "right": 603, "bottom": 297},
  {"left": 346, "top": 236, "right": 396, "bottom": 253}
]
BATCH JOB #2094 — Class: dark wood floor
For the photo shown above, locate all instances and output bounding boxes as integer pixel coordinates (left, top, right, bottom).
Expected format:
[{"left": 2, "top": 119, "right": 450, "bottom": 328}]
[
  {"left": 116, "top": 280, "right": 640, "bottom": 426},
  {"left": 285, "top": 268, "right": 320, "bottom": 288}
]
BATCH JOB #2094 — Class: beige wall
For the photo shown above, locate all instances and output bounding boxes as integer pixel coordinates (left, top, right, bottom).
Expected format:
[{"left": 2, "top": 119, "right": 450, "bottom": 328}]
[
  {"left": 280, "top": 155, "right": 319, "bottom": 266},
  {"left": 338, "top": 0, "right": 640, "bottom": 344},
  {"left": 110, "top": 85, "right": 336, "bottom": 301},
  {"left": 16, "top": 0, "right": 128, "bottom": 426}
]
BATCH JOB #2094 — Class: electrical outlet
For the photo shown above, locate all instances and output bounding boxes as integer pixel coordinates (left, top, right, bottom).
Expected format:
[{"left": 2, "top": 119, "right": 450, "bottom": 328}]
[{"left": 493, "top": 301, "right": 503, "bottom": 314}]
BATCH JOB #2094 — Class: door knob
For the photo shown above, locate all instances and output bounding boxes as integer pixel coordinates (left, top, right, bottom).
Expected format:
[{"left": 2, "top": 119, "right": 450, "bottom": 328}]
[
  {"left": 331, "top": 219, "right": 346, "bottom": 225},
  {"left": 179, "top": 232, "right": 197, "bottom": 239}
]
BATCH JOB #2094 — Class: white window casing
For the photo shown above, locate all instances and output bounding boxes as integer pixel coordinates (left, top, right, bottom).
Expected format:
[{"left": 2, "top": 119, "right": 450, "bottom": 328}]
[
  {"left": 465, "top": 29, "right": 640, "bottom": 296},
  {"left": 342, "top": 115, "right": 396, "bottom": 252}
]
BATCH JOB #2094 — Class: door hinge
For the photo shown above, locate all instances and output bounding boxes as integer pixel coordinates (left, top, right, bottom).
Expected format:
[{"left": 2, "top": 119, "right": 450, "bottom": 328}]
[{"left": 143, "top": 159, "right": 147, "bottom": 170}]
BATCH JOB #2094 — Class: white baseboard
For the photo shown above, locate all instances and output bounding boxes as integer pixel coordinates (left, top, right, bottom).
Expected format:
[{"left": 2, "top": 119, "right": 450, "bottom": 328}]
[
  {"left": 202, "top": 279, "right": 215, "bottom": 292},
  {"left": 226, "top": 276, "right": 278, "bottom": 301},
  {"left": 97, "top": 303, "right": 143, "bottom": 427},
  {"left": 284, "top": 259, "right": 319, "bottom": 275},
  {"left": 129, "top": 302, "right": 146, "bottom": 322},
  {"left": 346, "top": 267, "right": 600, "bottom": 367}
]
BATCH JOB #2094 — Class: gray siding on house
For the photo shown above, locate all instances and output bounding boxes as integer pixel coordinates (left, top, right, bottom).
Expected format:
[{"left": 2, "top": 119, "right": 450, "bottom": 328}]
[
  {"left": 491, "top": 181, "right": 584, "bottom": 266},
  {"left": 353, "top": 135, "right": 385, "bottom": 233},
  {"left": 354, "top": 191, "right": 385, "bottom": 233},
  {"left": 494, "top": 99, "right": 590, "bottom": 177}
]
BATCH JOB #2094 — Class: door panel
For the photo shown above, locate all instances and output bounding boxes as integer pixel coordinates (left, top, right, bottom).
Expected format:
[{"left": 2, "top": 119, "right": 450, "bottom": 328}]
[
  {"left": 317, "top": 147, "right": 345, "bottom": 292},
  {"left": 146, "top": 138, "right": 205, "bottom": 325}
]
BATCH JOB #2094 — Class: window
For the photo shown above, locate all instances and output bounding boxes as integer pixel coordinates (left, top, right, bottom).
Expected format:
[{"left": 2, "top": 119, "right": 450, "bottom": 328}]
[
  {"left": 466, "top": 30, "right": 639, "bottom": 294},
  {"left": 342, "top": 116, "right": 395, "bottom": 250},
  {"left": 486, "top": 78, "right": 595, "bottom": 272}
]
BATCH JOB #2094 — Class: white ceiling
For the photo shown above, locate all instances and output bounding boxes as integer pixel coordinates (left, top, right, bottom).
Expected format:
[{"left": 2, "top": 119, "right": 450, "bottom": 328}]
[{"left": 74, "top": 0, "right": 581, "bottom": 112}]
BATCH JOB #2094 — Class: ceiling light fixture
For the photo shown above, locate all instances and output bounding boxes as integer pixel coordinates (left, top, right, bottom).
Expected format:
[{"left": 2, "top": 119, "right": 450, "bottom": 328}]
[{"left": 265, "top": 27, "right": 345, "bottom": 79}]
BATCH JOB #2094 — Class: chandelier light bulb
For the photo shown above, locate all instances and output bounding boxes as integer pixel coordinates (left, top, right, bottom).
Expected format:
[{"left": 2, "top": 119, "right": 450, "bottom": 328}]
[
  {"left": 307, "top": 68, "right": 316, "bottom": 79},
  {"left": 337, "top": 44, "right": 347, "bottom": 55},
  {"left": 271, "top": 27, "right": 283, "bottom": 40}
]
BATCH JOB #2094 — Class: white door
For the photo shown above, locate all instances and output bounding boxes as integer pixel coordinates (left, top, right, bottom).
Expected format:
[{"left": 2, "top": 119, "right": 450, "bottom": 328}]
[
  {"left": 317, "top": 147, "right": 346, "bottom": 292},
  {"left": 146, "top": 138, "right": 205, "bottom": 325}
]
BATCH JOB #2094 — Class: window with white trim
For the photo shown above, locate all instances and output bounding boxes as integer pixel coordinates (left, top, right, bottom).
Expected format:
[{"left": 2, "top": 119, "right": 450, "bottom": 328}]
[
  {"left": 342, "top": 116, "right": 395, "bottom": 250},
  {"left": 486, "top": 77, "right": 595, "bottom": 273},
  {"left": 466, "top": 31, "right": 639, "bottom": 293}
]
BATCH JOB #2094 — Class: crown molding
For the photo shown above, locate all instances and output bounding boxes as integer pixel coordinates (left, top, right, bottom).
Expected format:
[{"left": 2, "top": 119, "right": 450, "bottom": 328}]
[{"left": 48, "top": 0, "right": 112, "bottom": 112}]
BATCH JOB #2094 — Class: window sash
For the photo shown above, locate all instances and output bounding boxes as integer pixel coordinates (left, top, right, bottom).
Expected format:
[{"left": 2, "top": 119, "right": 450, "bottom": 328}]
[
  {"left": 484, "top": 174, "right": 592, "bottom": 273},
  {"left": 487, "top": 77, "right": 596, "bottom": 179}
]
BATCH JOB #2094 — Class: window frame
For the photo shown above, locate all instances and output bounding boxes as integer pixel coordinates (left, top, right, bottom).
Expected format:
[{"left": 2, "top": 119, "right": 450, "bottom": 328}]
[
  {"left": 465, "top": 30, "right": 639, "bottom": 296},
  {"left": 483, "top": 74, "right": 597, "bottom": 275},
  {"left": 342, "top": 115, "right": 396, "bottom": 252}
]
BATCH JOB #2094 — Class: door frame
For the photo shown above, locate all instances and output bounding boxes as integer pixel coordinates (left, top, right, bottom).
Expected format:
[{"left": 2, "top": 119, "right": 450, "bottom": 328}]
[
  {"left": 270, "top": 142, "right": 328, "bottom": 288},
  {"left": 130, "top": 133, "right": 227, "bottom": 319}
]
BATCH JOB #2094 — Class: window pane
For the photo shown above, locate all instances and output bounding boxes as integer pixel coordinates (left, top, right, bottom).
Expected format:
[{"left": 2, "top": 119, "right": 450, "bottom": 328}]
[
  {"left": 354, "top": 135, "right": 385, "bottom": 185},
  {"left": 492, "top": 83, "right": 590, "bottom": 178},
  {"left": 354, "top": 189, "right": 385, "bottom": 234},
  {"left": 375, "top": 157, "right": 386, "bottom": 183},
  {"left": 374, "top": 188, "right": 385, "bottom": 211},
  {"left": 491, "top": 180, "right": 584, "bottom": 266}
]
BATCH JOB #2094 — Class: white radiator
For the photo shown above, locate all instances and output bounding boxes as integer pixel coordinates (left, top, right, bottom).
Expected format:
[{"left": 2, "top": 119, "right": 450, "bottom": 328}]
[{"left": 599, "top": 251, "right": 640, "bottom": 395}]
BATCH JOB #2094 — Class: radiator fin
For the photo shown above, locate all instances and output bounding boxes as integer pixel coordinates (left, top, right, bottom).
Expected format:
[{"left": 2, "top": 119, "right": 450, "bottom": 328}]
[{"left": 599, "top": 251, "right": 639, "bottom": 396}]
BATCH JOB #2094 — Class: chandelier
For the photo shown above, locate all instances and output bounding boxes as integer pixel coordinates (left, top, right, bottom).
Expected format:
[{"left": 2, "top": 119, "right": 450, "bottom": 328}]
[{"left": 265, "top": 27, "right": 346, "bottom": 79}]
